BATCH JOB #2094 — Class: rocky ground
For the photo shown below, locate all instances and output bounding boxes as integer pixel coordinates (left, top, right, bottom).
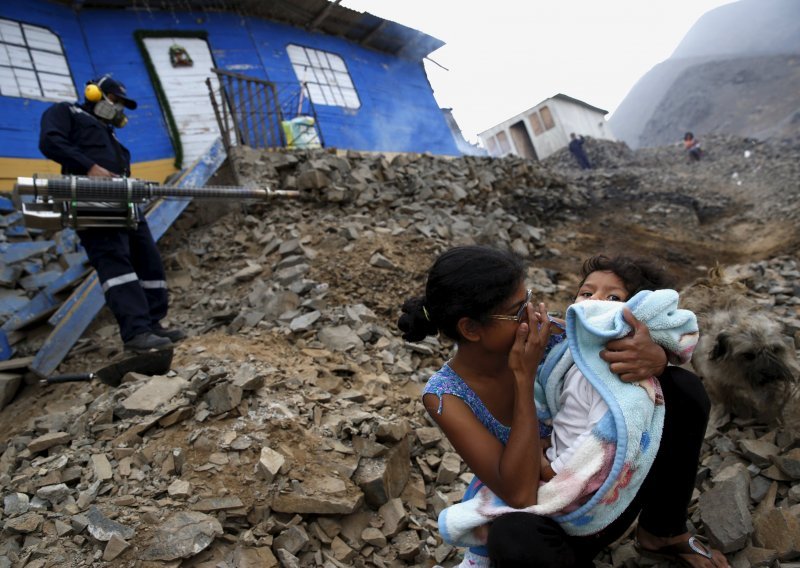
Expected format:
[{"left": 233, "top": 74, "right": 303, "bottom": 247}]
[{"left": 1, "top": 135, "right": 799, "bottom": 567}]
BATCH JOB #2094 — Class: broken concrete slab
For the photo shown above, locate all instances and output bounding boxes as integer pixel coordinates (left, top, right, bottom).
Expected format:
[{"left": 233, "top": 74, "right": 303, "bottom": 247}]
[{"left": 118, "top": 376, "right": 188, "bottom": 417}]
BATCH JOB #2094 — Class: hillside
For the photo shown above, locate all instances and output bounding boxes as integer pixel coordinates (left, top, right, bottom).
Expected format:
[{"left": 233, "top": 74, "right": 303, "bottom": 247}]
[
  {"left": 609, "top": 0, "right": 800, "bottom": 148},
  {"left": 0, "top": 135, "right": 798, "bottom": 567}
]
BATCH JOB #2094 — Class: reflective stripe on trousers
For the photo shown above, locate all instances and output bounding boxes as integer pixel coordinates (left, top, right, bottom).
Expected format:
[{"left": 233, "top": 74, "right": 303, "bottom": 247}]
[{"left": 102, "top": 274, "right": 167, "bottom": 292}]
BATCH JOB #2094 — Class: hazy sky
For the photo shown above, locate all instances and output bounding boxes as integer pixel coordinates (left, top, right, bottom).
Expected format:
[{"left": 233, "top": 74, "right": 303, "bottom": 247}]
[{"left": 340, "top": 1, "right": 735, "bottom": 143}]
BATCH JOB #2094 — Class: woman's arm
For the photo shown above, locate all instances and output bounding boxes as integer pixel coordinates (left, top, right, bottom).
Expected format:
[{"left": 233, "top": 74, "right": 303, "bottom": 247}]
[
  {"left": 423, "top": 304, "right": 551, "bottom": 508},
  {"left": 600, "top": 308, "right": 668, "bottom": 382}
]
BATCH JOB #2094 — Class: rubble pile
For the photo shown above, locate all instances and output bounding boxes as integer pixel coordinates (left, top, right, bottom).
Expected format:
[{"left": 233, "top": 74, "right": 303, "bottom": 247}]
[{"left": 1, "top": 135, "right": 799, "bottom": 567}]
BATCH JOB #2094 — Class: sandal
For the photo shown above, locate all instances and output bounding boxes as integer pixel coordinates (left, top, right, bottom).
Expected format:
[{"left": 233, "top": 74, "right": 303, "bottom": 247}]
[{"left": 634, "top": 534, "right": 714, "bottom": 567}]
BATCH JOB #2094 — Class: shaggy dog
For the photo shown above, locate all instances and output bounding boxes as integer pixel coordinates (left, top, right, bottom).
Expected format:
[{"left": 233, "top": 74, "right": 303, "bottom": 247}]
[{"left": 680, "top": 267, "right": 800, "bottom": 423}]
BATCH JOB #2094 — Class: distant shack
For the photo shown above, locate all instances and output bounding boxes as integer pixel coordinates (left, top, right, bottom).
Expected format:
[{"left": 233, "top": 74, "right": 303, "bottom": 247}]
[{"left": 479, "top": 93, "right": 614, "bottom": 160}]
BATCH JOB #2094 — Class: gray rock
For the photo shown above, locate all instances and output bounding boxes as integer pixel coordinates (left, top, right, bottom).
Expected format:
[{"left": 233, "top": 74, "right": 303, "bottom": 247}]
[
  {"left": 230, "top": 362, "right": 264, "bottom": 391},
  {"left": 35, "top": 483, "right": 70, "bottom": 504},
  {"left": 27, "top": 431, "right": 71, "bottom": 453},
  {"left": 257, "top": 446, "right": 285, "bottom": 484},
  {"left": 0, "top": 373, "right": 21, "bottom": 411},
  {"left": 233, "top": 546, "right": 279, "bottom": 567},
  {"left": 141, "top": 511, "right": 223, "bottom": 561},
  {"left": 752, "top": 507, "right": 800, "bottom": 560},
  {"left": 271, "top": 476, "right": 364, "bottom": 515},
  {"left": 290, "top": 310, "right": 321, "bottom": 332},
  {"left": 773, "top": 448, "right": 800, "bottom": 479},
  {"left": 273, "top": 525, "right": 309, "bottom": 556},
  {"left": 353, "top": 437, "right": 411, "bottom": 508},
  {"left": 86, "top": 506, "right": 135, "bottom": 542},
  {"left": 739, "top": 439, "right": 779, "bottom": 468},
  {"left": 317, "top": 325, "right": 364, "bottom": 352},
  {"left": 393, "top": 529, "right": 422, "bottom": 561},
  {"left": 3, "top": 512, "right": 43, "bottom": 533},
  {"left": 275, "top": 548, "right": 301, "bottom": 568},
  {"left": 205, "top": 382, "right": 243, "bottom": 415},
  {"left": 3, "top": 492, "right": 30, "bottom": 515},
  {"left": 102, "top": 534, "right": 130, "bottom": 561},
  {"left": 118, "top": 376, "right": 188, "bottom": 417},
  {"left": 369, "top": 252, "right": 394, "bottom": 269},
  {"left": 379, "top": 498, "right": 407, "bottom": 538},
  {"left": 274, "top": 263, "right": 310, "bottom": 286},
  {"left": 260, "top": 290, "right": 301, "bottom": 319},
  {"left": 699, "top": 471, "right": 754, "bottom": 553}
]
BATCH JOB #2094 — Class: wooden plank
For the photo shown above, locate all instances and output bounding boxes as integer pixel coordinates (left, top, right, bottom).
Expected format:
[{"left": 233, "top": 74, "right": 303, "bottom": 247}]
[
  {"left": 46, "top": 272, "right": 98, "bottom": 329},
  {"left": 1, "top": 291, "right": 59, "bottom": 332},
  {"left": 0, "top": 292, "right": 28, "bottom": 318},
  {"left": 45, "top": 262, "right": 91, "bottom": 295},
  {"left": 0, "top": 241, "right": 55, "bottom": 264},
  {"left": 29, "top": 138, "right": 227, "bottom": 377},
  {"left": 0, "top": 355, "right": 34, "bottom": 371}
]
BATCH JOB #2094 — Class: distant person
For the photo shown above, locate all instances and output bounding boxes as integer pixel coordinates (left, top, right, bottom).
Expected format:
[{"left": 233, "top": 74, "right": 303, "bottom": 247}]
[
  {"left": 568, "top": 133, "right": 592, "bottom": 169},
  {"left": 683, "top": 132, "right": 703, "bottom": 161}
]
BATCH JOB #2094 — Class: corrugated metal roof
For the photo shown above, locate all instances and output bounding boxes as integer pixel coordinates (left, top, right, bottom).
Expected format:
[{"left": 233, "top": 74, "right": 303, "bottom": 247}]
[
  {"left": 551, "top": 93, "right": 608, "bottom": 115},
  {"left": 56, "top": 0, "right": 444, "bottom": 59}
]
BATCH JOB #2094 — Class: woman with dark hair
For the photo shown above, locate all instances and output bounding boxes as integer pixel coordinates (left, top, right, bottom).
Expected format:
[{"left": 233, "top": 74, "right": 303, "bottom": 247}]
[{"left": 398, "top": 247, "right": 727, "bottom": 568}]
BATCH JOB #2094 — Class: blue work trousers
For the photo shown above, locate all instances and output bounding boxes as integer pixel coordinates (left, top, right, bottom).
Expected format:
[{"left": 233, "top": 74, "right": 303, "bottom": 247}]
[{"left": 77, "top": 220, "right": 168, "bottom": 341}]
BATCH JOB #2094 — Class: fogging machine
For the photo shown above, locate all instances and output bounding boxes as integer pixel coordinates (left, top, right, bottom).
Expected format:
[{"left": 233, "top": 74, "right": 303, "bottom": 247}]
[{"left": 15, "top": 175, "right": 299, "bottom": 230}]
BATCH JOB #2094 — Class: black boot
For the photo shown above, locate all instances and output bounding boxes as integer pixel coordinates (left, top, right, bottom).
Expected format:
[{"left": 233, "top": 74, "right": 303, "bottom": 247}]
[
  {"left": 124, "top": 332, "right": 172, "bottom": 352},
  {"left": 151, "top": 325, "right": 187, "bottom": 343}
]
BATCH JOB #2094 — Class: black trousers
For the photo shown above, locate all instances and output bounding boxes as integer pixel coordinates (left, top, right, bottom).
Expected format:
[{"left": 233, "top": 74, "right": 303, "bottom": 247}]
[
  {"left": 77, "top": 220, "right": 169, "bottom": 342},
  {"left": 488, "top": 367, "right": 711, "bottom": 567}
]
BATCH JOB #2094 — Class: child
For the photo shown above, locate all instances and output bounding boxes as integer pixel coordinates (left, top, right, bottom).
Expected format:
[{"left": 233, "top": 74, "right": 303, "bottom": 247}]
[
  {"left": 398, "top": 248, "right": 717, "bottom": 568},
  {"left": 684, "top": 131, "right": 703, "bottom": 161},
  {"left": 541, "top": 254, "right": 684, "bottom": 483}
]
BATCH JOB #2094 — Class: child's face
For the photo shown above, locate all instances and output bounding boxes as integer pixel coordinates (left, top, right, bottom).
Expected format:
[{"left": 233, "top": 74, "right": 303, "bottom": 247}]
[{"left": 575, "top": 271, "right": 629, "bottom": 303}]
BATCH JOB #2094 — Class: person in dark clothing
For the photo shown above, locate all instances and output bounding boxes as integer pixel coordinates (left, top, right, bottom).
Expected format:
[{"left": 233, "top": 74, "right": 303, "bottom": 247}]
[
  {"left": 39, "top": 74, "right": 185, "bottom": 352},
  {"left": 568, "top": 133, "right": 592, "bottom": 169},
  {"left": 684, "top": 132, "right": 703, "bottom": 161}
]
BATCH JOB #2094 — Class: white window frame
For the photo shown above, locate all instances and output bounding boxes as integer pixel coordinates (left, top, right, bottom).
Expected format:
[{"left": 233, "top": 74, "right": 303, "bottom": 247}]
[
  {"left": 286, "top": 44, "right": 360, "bottom": 109},
  {"left": 0, "top": 18, "right": 76, "bottom": 102}
]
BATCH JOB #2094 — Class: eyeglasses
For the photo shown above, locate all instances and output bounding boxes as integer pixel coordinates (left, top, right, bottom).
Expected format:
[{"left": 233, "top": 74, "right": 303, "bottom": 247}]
[{"left": 488, "top": 289, "right": 532, "bottom": 322}]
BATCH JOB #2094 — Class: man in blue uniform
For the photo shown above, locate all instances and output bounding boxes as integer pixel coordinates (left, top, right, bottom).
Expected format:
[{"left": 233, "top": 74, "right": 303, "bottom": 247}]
[
  {"left": 39, "top": 75, "right": 185, "bottom": 352},
  {"left": 568, "top": 133, "right": 593, "bottom": 170}
]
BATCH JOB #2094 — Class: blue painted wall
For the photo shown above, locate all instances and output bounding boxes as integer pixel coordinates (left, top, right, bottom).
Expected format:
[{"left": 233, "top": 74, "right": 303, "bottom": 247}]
[
  {"left": 0, "top": 0, "right": 460, "bottom": 164},
  {"left": 0, "top": 1, "right": 95, "bottom": 159}
]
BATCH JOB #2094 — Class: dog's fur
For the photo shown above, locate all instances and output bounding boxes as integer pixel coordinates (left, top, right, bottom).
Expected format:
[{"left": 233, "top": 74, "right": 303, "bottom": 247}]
[{"left": 680, "top": 266, "right": 800, "bottom": 423}]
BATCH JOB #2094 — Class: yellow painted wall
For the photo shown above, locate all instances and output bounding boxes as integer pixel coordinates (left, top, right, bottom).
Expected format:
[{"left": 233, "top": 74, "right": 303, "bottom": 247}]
[
  {"left": 0, "top": 157, "right": 177, "bottom": 192},
  {"left": 130, "top": 158, "right": 178, "bottom": 184}
]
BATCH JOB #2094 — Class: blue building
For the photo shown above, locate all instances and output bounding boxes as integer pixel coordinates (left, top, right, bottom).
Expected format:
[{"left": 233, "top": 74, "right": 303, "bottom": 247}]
[{"left": 0, "top": 0, "right": 460, "bottom": 190}]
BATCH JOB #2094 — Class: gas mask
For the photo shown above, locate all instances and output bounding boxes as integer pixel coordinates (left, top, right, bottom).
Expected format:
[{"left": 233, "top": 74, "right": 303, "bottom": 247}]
[{"left": 92, "top": 97, "right": 128, "bottom": 128}]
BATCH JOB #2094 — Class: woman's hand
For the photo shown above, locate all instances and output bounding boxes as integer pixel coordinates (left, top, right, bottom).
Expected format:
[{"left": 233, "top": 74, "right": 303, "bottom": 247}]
[
  {"left": 600, "top": 308, "right": 668, "bottom": 382},
  {"left": 509, "top": 302, "right": 551, "bottom": 383}
]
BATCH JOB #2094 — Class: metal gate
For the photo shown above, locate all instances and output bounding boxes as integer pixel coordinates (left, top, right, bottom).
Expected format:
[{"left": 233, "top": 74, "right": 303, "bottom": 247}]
[{"left": 206, "top": 68, "right": 286, "bottom": 153}]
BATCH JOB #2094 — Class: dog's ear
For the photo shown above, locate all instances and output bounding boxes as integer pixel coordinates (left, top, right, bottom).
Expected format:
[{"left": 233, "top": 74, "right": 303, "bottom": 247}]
[{"left": 710, "top": 332, "right": 731, "bottom": 360}]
